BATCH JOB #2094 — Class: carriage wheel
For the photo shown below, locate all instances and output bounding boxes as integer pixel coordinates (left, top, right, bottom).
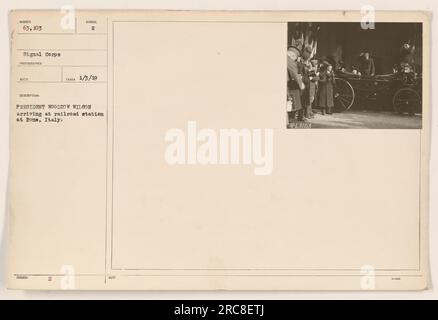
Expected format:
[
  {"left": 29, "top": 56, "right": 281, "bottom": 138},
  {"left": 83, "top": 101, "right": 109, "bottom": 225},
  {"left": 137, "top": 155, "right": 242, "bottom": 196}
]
[
  {"left": 392, "top": 88, "right": 421, "bottom": 113},
  {"left": 334, "top": 78, "right": 355, "bottom": 112}
]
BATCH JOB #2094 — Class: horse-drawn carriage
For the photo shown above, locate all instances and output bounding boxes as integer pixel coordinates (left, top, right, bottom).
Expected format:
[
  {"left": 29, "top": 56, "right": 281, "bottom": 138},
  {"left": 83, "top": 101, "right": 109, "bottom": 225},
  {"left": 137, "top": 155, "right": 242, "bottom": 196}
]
[{"left": 332, "top": 65, "right": 422, "bottom": 114}]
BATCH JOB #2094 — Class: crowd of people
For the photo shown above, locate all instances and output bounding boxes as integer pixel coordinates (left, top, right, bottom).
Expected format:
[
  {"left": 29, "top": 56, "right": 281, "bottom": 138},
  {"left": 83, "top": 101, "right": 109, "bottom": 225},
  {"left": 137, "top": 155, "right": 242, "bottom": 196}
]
[
  {"left": 287, "top": 45, "right": 336, "bottom": 127},
  {"left": 287, "top": 42, "right": 419, "bottom": 127}
]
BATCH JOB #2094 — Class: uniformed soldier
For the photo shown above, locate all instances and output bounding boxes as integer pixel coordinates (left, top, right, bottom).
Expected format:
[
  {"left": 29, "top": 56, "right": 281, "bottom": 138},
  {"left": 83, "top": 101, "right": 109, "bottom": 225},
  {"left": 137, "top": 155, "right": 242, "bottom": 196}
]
[
  {"left": 300, "top": 46, "right": 319, "bottom": 119},
  {"left": 287, "top": 46, "right": 305, "bottom": 126}
]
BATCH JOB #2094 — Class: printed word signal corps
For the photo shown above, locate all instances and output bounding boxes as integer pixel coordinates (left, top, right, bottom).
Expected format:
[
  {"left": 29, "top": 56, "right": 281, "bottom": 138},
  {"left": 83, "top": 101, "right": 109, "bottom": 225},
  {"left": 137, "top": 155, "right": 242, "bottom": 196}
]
[{"left": 22, "top": 51, "right": 61, "bottom": 58}]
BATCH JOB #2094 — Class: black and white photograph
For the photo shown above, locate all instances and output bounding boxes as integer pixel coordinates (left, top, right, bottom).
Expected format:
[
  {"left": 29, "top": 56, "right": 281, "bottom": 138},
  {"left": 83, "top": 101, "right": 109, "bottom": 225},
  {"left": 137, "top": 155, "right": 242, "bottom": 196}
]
[{"left": 286, "top": 22, "right": 423, "bottom": 129}]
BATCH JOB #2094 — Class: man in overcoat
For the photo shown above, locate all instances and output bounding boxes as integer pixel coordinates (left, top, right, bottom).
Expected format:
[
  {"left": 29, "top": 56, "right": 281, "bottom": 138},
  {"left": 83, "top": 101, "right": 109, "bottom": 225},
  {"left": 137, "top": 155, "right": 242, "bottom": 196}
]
[
  {"left": 358, "top": 51, "right": 375, "bottom": 76},
  {"left": 287, "top": 46, "right": 305, "bottom": 125}
]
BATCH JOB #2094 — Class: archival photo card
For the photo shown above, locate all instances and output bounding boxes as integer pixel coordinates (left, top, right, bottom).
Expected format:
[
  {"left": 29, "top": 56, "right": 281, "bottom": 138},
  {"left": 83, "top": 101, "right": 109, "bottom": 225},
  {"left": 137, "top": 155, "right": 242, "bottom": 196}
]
[{"left": 7, "top": 10, "right": 430, "bottom": 291}]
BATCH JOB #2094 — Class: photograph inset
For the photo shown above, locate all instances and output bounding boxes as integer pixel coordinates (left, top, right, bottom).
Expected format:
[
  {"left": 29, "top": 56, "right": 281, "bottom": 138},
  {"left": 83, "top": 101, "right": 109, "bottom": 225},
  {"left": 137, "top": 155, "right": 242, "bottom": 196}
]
[{"left": 286, "top": 22, "right": 422, "bottom": 129}]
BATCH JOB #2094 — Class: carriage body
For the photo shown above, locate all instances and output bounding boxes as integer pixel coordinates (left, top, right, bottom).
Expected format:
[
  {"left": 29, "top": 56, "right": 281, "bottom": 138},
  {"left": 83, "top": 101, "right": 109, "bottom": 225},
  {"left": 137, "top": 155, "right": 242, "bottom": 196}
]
[{"left": 332, "top": 69, "right": 422, "bottom": 113}]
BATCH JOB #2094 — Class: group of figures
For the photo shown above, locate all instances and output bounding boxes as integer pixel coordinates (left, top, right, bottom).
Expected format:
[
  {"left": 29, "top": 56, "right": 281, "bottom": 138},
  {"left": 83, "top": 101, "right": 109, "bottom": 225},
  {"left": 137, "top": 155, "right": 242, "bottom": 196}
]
[
  {"left": 287, "top": 45, "right": 336, "bottom": 127},
  {"left": 286, "top": 42, "right": 420, "bottom": 127},
  {"left": 346, "top": 43, "right": 417, "bottom": 76}
]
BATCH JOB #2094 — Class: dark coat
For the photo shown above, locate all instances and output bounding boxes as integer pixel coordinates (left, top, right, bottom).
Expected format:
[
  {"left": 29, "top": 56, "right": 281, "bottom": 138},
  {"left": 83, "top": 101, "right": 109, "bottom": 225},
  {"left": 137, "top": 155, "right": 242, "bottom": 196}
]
[
  {"left": 316, "top": 71, "right": 335, "bottom": 108},
  {"left": 358, "top": 57, "right": 375, "bottom": 76},
  {"left": 287, "top": 57, "right": 303, "bottom": 111},
  {"left": 400, "top": 46, "right": 415, "bottom": 64}
]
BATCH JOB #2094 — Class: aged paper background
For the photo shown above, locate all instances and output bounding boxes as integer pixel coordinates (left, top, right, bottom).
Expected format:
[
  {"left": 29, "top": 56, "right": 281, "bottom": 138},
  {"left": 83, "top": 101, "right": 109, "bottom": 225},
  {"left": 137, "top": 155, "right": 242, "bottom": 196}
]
[{"left": 1, "top": 4, "right": 434, "bottom": 295}]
